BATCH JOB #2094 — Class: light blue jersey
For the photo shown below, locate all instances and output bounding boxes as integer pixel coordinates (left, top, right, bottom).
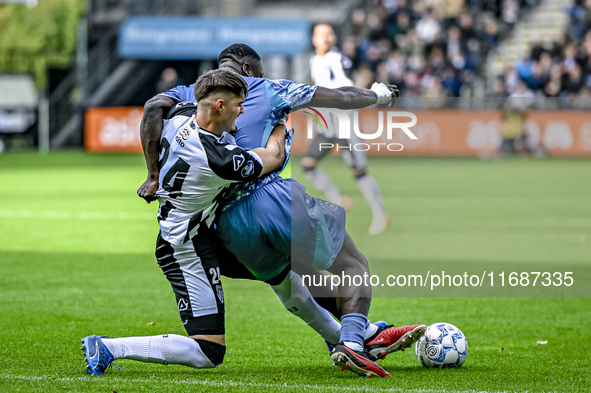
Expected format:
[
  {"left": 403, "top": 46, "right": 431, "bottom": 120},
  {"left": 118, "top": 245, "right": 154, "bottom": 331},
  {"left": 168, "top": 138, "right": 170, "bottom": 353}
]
[{"left": 160, "top": 76, "right": 316, "bottom": 206}]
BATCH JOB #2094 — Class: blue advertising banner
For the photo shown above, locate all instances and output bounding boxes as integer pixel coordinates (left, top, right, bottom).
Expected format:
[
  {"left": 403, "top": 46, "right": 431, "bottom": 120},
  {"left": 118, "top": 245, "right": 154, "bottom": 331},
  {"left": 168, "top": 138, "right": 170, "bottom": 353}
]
[{"left": 118, "top": 16, "right": 311, "bottom": 59}]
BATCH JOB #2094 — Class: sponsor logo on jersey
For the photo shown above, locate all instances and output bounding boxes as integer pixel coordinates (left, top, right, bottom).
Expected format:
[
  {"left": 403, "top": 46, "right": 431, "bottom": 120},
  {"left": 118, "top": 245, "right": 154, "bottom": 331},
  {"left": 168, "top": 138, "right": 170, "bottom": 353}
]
[
  {"left": 175, "top": 127, "right": 191, "bottom": 147},
  {"left": 190, "top": 121, "right": 196, "bottom": 130},
  {"left": 319, "top": 199, "right": 339, "bottom": 211},
  {"left": 215, "top": 285, "right": 224, "bottom": 304},
  {"left": 178, "top": 298, "right": 189, "bottom": 312},
  {"left": 233, "top": 154, "right": 245, "bottom": 171},
  {"left": 241, "top": 161, "right": 255, "bottom": 177},
  {"left": 179, "top": 128, "right": 191, "bottom": 140}
]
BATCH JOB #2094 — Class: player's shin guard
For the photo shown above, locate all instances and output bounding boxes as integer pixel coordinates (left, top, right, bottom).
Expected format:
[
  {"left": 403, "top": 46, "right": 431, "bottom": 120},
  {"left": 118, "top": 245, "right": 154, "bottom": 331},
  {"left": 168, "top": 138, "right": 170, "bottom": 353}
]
[
  {"left": 304, "top": 167, "right": 343, "bottom": 205},
  {"left": 102, "top": 334, "right": 221, "bottom": 368},
  {"left": 271, "top": 270, "right": 341, "bottom": 345}
]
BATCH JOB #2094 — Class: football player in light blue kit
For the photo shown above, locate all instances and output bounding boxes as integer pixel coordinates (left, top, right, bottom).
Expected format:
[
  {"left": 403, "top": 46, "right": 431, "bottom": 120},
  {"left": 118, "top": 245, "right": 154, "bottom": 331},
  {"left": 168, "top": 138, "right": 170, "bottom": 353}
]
[{"left": 138, "top": 44, "right": 425, "bottom": 377}]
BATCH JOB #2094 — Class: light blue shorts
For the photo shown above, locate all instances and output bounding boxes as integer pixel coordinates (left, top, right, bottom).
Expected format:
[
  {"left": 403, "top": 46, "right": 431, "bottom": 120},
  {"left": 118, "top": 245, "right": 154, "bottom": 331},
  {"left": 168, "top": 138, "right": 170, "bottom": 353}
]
[{"left": 217, "top": 178, "right": 346, "bottom": 282}]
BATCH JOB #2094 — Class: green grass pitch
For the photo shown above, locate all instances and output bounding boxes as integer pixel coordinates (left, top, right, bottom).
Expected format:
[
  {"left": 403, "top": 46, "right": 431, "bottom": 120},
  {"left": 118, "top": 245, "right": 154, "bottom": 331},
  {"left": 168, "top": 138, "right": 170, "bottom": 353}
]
[{"left": 0, "top": 151, "right": 589, "bottom": 392}]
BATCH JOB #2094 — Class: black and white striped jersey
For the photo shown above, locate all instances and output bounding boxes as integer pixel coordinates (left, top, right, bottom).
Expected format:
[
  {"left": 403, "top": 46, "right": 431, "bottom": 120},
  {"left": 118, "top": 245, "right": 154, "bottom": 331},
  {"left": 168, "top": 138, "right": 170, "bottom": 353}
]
[
  {"left": 310, "top": 47, "right": 354, "bottom": 89},
  {"left": 155, "top": 102, "right": 264, "bottom": 245}
]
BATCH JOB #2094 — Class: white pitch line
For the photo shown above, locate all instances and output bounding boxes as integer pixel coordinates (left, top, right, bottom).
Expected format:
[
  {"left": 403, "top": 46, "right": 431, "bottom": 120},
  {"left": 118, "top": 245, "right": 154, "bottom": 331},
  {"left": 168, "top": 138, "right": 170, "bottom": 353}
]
[
  {"left": 0, "top": 374, "right": 544, "bottom": 393},
  {"left": 0, "top": 209, "right": 154, "bottom": 221}
]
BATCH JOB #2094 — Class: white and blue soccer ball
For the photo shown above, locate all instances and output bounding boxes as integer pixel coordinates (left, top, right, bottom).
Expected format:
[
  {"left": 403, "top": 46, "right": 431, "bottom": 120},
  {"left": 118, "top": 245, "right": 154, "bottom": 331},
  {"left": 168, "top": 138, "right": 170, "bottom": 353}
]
[{"left": 415, "top": 322, "right": 468, "bottom": 368}]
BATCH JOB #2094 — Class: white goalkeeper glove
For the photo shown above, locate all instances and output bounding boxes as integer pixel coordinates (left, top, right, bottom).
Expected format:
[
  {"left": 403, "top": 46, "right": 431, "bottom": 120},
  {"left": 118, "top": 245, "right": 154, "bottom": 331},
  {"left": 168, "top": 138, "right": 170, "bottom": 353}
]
[{"left": 371, "top": 82, "right": 393, "bottom": 105}]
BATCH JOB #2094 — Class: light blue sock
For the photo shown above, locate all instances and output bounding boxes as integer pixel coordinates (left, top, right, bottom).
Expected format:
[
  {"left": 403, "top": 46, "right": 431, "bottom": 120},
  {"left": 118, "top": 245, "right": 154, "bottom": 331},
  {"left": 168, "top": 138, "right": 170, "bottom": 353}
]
[{"left": 340, "top": 313, "right": 368, "bottom": 352}]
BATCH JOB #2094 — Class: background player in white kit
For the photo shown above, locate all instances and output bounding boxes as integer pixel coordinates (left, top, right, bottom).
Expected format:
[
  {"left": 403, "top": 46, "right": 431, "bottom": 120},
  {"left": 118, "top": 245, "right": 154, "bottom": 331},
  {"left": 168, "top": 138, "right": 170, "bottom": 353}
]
[{"left": 302, "top": 24, "right": 390, "bottom": 235}]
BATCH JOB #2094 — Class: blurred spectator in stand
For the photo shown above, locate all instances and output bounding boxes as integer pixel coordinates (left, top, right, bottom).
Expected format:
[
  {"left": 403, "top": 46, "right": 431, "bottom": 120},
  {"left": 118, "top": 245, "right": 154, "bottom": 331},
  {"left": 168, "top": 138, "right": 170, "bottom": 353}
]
[
  {"left": 387, "top": 8, "right": 412, "bottom": 42},
  {"left": 156, "top": 67, "right": 181, "bottom": 94},
  {"left": 426, "top": 44, "right": 446, "bottom": 74},
  {"left": 582, "top": 33, "right": 591, "bottom": 88},
  {"left": 365, "top": 41, "right": 386, "bottom": 72},
  {"left": 442, "top": 0, "right": 465, "bottom": 26},
  {"left": 458, "top": 12, "right": 479, "bottom": 48},
  {"left": 568, "top": 0, "right": 591, "bottom": 39},
  {"left": 562, "top": 63, "right": 585, "bottom": 104},
  {"left": 501, "top": 0, "right": 519, "bottom": 29},
  {"left": 515, "top": 54, "right": 534, "bottom": 86},
  {"left": 529, "top": 38, "right": 546, "bottom": 62},
  {"left": 403, "top": 29, "right": 425, "bottom": 73},
  {"left": 481, "top": 18, "right": 500, "bottom": 53},
  {"left": 489, "top": 76, "right": 509, "bottom": 108},
  {"left": 446, "top": 25, "right": 464, "bottom": 61},
  {"left": 354, "top": 64, "right": 375, "bottom": 88},
  {"left": 504, "top": 65, "right": 519, "bottom": 94},
  {"left": 544, "top": 64, "right": 563, "bottom": 98},
  {"left": 350, "top": 8, "right": 370, "bottom": 40},
  {"left": 341, "top": 36, "right": 361, "bottom": 77},
  {"left": 415, "top": 7, "right": 442, "bottom": 43},
  {"left": 441, "top": 64, "right": 462, "bottom": 96},
  {"left": 549, "top": 33, "right": 569, "bottom": 61},
  {"left": 366, "top": 5, "right": 388, "bottom": 41},
  {"left": 563, "top": 44, "right": 579, "bottom": 74},
  {"left": 528, "top": 61, "right": 546, "bottom": 92},
  {"left": 383, "top": 50, "right": 406, "bottom": 86}
]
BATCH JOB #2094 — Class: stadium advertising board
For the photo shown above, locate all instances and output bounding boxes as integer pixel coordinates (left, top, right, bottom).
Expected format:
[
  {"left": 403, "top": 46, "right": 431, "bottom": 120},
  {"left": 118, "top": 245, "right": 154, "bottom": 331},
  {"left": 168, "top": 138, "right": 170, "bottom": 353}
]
[
  {"left": 85, "top": 107, "right": 143, "bottom": 153},
  {"left": 85, "top": 107, "right": 591, "bottom": 156},
  {"left": 118, "top": 17, "right": 310, "bottom": 59},
  {"left": 289, "top": 109, "right": 591, "bottom": 157}
]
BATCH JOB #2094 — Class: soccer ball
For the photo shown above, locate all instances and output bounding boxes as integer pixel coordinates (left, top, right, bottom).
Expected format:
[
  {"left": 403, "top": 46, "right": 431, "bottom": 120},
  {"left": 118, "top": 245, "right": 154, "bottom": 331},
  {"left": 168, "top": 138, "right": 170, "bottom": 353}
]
[{"left": 415, "top": 322, "right": 467, "bottom": 368}]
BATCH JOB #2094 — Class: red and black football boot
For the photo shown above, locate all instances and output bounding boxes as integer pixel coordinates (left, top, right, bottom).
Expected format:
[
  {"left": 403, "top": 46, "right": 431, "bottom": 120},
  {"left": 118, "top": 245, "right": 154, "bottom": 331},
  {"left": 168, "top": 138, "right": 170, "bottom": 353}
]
[
  {"left": 365, "top": 324, "right": 427, "bottom": 361},
  {"left": 330, "top": 343, "right": 392, "bottom": 378}
]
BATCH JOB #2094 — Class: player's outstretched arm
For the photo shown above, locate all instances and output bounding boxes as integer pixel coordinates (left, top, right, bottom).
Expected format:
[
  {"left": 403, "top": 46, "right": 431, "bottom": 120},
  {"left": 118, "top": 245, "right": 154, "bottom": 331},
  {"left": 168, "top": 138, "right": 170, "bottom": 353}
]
[
  {"left": 137, "top": 95, "right": 177, "bottom": 203},
  {"left": 251, "top": 123, "right": 287, "bottom": 176},
  {"left": 308, "top": 83, "right": 400, "bottom": 109}
]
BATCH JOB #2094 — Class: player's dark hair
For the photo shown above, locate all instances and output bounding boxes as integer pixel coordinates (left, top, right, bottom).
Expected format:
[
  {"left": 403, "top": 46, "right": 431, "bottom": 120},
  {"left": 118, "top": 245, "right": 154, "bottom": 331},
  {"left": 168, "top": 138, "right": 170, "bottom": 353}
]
[
  {"left": 217, "top": 43, "right": 261, "bottom": 65},
  {"left": 193, "top": 69, "right": 248, "bottom": 102}
]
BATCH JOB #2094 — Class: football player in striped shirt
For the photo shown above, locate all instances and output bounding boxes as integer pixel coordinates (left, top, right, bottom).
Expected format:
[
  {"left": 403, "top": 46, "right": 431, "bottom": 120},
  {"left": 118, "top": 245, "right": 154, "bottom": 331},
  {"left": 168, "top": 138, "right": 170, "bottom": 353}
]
[{"left": 82, "top": 69, "right": 291, "bottom": 375}]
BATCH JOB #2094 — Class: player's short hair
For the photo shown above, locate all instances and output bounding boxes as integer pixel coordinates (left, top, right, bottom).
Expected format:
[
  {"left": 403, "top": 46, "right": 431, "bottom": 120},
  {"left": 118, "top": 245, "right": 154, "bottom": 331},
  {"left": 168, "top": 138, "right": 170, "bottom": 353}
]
[
  {"left": 313, "top": 23, "right": 336, "bottom": 33},
  {"left": 217, "top": 43, "right": 261, "bottom": 65},
  {"left": 193, "top": 69, "right": 248, "bottom": 102}
]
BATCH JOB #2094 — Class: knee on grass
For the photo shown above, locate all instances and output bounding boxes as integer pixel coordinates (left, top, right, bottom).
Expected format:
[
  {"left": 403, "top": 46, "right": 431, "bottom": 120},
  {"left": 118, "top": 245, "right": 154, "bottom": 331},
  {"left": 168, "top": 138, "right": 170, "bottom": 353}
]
[{"left": 195, "top": 339, "right": 226, "bottom": 367}]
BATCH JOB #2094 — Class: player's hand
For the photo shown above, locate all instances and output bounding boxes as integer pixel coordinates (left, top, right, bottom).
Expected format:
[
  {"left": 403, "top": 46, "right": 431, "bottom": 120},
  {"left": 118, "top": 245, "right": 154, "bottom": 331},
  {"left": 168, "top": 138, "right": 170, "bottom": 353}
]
[
  {"left": 385, "top": 84, "right": 400, "bottom": 107},
  {"left": 137, "top": 178, "right": 159, "bottom": 203},
  {"left": 371, "top": 82, "right": 400, "bottom": 107}
]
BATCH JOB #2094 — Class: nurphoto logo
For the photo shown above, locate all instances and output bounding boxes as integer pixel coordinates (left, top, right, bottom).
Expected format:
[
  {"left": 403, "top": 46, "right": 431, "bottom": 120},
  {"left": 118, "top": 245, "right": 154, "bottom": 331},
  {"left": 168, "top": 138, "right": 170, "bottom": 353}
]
[{"left": 304, "top": 108, "right": 419, "bottom": 152}]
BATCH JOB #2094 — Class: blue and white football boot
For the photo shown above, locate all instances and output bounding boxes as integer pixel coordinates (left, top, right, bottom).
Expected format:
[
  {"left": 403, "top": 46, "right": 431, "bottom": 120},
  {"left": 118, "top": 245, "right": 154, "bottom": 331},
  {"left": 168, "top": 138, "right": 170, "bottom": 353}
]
[{"left": 80, "top": 335, "right": 119, "bottom": 376}]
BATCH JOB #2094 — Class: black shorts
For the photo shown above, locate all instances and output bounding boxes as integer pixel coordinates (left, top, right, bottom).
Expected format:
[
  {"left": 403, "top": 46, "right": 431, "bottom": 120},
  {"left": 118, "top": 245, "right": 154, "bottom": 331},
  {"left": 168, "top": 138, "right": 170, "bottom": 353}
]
[{"left": 156, "top": 229, "right": 227, "bottom": 336}]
